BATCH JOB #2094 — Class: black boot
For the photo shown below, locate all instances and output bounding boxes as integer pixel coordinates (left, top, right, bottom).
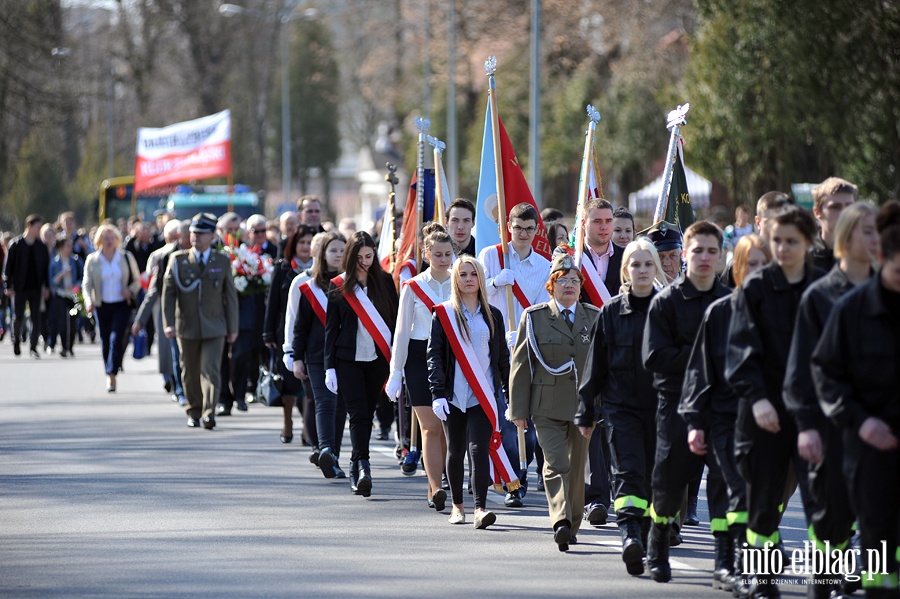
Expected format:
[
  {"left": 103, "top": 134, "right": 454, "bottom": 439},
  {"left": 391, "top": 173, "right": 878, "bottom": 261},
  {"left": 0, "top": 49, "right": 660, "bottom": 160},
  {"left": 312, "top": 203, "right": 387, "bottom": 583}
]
[
  {"left": 641, "top": 517, "right": 651, "bottom": 557},
  {"left": 647, "top": 521, "right": 672, "bottom": 583},
  {"left": 619, "top": 519, "right": 645, "bottom": 576},
  {"left": 356, "top": 459, "right": 372, "bottom": 497},
  {"left": 731, "top": 525, "right": 750, "bottom": 599},
  {"left": 349, "top": 459, "right": 360, "bottom": 494},
  {"left": 713, "top": 531, "right": 736, "bottom": 591},
  {"left": 747, "top": 542, "right": 781, "bottom": 599}
]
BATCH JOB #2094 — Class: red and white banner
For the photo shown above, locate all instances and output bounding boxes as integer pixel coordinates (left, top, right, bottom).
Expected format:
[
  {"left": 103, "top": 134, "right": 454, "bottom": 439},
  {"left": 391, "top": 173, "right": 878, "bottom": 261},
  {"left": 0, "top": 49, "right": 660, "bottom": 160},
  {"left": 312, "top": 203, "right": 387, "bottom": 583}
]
[
  {"left": 495, "top": 244, "right": 532, "bottom": 311},
  {"left": 134, "top": 110, "right": 232, "bottom": 192},
  {"left": 580, "top": 254, "right": 612, "bottom": 307},
  {"left": 433, "top": 302, "right": 518, "bottom": 487},
  {"left": 331, "top": 273, "right": 392, "bottom": 361}
]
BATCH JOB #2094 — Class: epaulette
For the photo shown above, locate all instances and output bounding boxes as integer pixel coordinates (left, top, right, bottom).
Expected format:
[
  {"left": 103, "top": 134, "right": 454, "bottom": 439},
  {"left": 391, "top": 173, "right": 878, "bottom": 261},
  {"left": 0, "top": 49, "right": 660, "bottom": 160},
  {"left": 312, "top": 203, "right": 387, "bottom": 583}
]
[
  {"left": 582, "top": 303, "right": 601, "bottom": 314},
  {"left": 524, "top": 303, "right": 551, "bottom": 314}
]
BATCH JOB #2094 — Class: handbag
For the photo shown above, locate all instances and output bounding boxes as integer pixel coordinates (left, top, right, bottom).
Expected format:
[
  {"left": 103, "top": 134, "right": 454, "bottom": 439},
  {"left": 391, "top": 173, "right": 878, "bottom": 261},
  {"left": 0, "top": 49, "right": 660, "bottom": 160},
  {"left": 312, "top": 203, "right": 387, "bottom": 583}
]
[
  {"left": 131, "top": 329, "right": 149, "bottom": 360},
  {"left": 256, "top": 349, "right": 284, "bottom": 407}
]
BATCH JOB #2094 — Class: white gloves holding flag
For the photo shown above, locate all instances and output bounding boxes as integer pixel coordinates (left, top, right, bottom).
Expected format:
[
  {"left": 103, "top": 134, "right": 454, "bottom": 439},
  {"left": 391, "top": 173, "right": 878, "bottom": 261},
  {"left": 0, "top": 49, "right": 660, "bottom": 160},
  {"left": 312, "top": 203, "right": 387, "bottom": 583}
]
[
  {"left": 325, "top": 368, "right": 338, "bottom": 394},
  {"left": 432, "top": 398, "right": 450, "bottom": 421},
  {"left": 505, "top": 330, "right": 517, "bottom": 350},
  {"left": 385, "top": 371, "right": 403, "bottom": 402},
  {"left": 282, "top": 351, "right": 294, "bottom": 371},
  {"left": 493, "top": 268, "right": 515, "bottom": 288}
]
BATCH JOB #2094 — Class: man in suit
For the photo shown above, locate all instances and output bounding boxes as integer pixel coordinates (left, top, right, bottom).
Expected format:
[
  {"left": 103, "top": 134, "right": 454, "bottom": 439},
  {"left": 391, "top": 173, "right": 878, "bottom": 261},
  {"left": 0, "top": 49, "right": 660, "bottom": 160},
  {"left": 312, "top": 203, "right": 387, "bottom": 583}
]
[
  {"left": 579, "top": 198, "right": 624, "bottom": 526},
  {"left": 162, "top": 213, "right": 238, "bottom": 430},
  {"left": 508, "top": 252, "right": 601, "bottom": 551}
]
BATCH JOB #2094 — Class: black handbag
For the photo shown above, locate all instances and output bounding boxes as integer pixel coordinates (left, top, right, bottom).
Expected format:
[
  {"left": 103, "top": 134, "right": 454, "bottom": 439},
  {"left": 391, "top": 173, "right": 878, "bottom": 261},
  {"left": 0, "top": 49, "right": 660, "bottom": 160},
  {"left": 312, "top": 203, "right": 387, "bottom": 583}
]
[{"left": 256, "top": 349, "right": 284, "bottom": 407}]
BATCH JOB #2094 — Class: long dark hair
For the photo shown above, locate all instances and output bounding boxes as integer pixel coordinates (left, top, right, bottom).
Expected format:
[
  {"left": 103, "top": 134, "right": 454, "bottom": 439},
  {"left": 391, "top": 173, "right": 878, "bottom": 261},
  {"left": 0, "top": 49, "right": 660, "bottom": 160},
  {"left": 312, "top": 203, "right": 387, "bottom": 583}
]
[
  {"left": 337, "top": 231, "right": 396, "bottom": 330},
  {"left": 282, "top": 224, "right": 316, "bottom": 261},
  {"left": 313, "top": 231, "right": 345, "bottom": 290}
]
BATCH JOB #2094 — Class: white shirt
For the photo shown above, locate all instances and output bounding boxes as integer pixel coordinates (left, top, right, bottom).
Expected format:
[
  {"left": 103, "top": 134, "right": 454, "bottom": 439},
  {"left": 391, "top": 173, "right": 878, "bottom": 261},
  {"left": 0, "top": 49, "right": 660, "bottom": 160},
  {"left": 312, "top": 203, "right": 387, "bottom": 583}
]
[
  {"left": 282, "top": 270, "right": 312, "bottom": 357},
  {"left": 479, "top": 241, "right": 550, "bottom": 328},
  {"left": 451, "top": 303, "right": 492, "bottom": 412},
  {"left": 354, "top": 285, "right": 378, "bottom": 362},
  {"left": 99, "top": 253, "right": 124, "bottom": 304},
  {"left": 390, "top": 270, "right": 452, "bottom": 374}
]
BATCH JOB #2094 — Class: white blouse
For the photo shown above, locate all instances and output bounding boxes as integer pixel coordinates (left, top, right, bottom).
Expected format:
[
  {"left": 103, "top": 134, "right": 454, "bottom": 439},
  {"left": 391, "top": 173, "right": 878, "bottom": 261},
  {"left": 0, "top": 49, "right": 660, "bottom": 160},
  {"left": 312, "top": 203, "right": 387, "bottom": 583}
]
[
  {"left": 389, "top": 270, "right": 452, "bottom": 374},
  {"left": 99, "top": 253, "right": 125, "bottom": 304}
]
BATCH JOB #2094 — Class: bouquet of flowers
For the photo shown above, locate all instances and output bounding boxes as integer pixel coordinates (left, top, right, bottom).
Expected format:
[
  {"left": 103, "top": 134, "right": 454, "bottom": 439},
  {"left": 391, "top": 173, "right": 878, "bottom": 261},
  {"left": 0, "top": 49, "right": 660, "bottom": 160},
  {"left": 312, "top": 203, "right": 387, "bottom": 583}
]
[
  {"left": 70, "top": 286, "right": 95, "bottom": 323},
  {"left": 225, "top": 245, "right": 274, "bottom": 296}
]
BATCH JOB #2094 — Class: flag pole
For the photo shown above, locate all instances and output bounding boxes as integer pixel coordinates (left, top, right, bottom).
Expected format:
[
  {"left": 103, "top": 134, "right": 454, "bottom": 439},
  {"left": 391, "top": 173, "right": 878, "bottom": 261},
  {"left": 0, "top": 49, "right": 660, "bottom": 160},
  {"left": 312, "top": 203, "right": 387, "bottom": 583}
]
[
  {"left": 486, "top": 56, "right": 525, "bottom": 491},
  {"left": 573, "top": 105, "right": 601, "bottom": 268},
  {"left": 485, "top": 56, "right": 516, "bottom": 335},
  {"left": 414, "top": 117, "right": 431, "bottom": 273},
  {"left": 653, "top": 103, "right": 689, "bottom": 224},
  {"left": 428, "top": 135, "right": 446, "bottom": 225},
  {"left": 385, "top": 162, "right": 400, "bottom": 290}
]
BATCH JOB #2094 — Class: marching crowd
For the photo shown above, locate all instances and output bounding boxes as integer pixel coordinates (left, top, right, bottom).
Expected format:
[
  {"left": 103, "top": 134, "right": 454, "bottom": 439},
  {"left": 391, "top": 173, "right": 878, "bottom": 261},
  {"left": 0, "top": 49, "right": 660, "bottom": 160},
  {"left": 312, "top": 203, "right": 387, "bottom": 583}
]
[{"left": 3, "top": 179, "right": 899, "bottom": 599}]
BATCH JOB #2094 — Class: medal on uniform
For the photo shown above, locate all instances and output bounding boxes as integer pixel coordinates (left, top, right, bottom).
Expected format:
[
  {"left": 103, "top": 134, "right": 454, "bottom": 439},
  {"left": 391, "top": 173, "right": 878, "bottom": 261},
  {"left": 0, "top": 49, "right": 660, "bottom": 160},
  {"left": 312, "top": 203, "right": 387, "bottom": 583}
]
[{"left": 580, "top": 325, "right": 589, "bottom": 344}]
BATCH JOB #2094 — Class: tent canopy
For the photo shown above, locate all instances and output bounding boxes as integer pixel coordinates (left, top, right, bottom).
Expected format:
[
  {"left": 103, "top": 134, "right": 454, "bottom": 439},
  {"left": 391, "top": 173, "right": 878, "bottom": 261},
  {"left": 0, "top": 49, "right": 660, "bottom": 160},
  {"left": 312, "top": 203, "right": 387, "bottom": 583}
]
[{"left": 628, "top": 165, "right": 712, "bottom": 214}]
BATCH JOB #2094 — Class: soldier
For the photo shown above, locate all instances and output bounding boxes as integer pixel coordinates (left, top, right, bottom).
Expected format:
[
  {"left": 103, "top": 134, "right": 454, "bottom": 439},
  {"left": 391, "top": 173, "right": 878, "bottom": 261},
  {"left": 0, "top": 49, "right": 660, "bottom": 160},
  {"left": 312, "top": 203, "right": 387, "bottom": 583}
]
[{"left": 162, "top": 213, "right": 238, "bottom": 430}]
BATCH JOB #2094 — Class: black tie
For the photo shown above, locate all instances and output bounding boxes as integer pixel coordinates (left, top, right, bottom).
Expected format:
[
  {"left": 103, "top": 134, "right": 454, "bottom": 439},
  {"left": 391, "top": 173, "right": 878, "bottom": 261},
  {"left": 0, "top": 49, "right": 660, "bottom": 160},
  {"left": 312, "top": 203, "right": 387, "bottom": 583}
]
[
  {"left": 563, "top": 309, "right": 573, "bottom": 331},
  {"left": 198, "top": 253, "right": 206, "bottom": 270}
]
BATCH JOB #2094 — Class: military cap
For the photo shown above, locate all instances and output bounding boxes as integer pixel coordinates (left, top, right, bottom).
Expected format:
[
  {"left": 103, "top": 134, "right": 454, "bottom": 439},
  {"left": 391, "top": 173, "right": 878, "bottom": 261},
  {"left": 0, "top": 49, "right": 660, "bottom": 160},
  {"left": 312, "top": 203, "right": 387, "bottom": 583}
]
[
  {"left": 550, "top": 251, "right": 577, "bottom": 276},
  {"left": 189, "top": 212, "right": 217, "bottom": 234},
  {"left": 640, "top": 220, "right": 683, "bottom": 251}
]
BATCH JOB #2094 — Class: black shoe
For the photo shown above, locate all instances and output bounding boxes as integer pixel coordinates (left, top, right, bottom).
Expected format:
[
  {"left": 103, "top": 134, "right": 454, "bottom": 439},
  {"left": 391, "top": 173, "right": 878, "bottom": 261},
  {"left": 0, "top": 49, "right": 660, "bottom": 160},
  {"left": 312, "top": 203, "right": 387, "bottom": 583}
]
[
  {"left": 356, "top": 459, "right": 372, "bottom": 497},
  {"left": 431, "top": 489, "right": 447, "bottom": 512},
  {"left": 648, "top": 522, "right": 672, "bottom": 583},
  {"left": 29, "top": 348, "right": 40, "bottom": 359},
  {"left": 186, "top": 417, "right": 201, "bottom": 428},
  {"left": 164, "top": 379, "right": 173, "bottom": 393},
  {"left": 332, "top": 459, "right": 346, "bottom": 479},
  {"left": 670, "top": 527, "right": 683, "bottom": 547},
  {"left": 467, "top": 479, "right": 473, "bottom": 495},
  {"left": 401, "top": 449, "right": 418, "bottom": 475},
  {"left": 504, "top": 489, "right": 523, "bottom": 508},
  {"left": 59, "top": 349, "right": 68, "bottom": 358},
  {"left": 685, "top": 506, "right": 700, "bottom": 527},
  {"left": 536, "top": 474, "right": 544, "bottom": 493},
  {"left": 308, "top": 449, "right": 319, "bottom": 465},
  {"left": 236, "top": 398, "right": 248, "bottom": 412},
  {"left": 585, "top": 503, "right": 608, "bottom": 526},
  {"left": 620, "top": 520, "right": 645, "bottom": 576},
  {"left": 554, "top": 523, "right": 571, "bottom": 552},
  {"left": 215, "top": 404, "right": 232, "bottom": 416},
  {"left": 318, "top": 447, "right": 337, "bottom": 479},
  {"left": 280, "top": 434, "right": 293, "bottom": 444},
  {"left": 349, "top": 460, "right": 360, "bottom": 493},
  {"left": 441, "top": 472, "right": 450, "bottom": 490},
  {"left": 13, "top": 343, "right": 21, "bottom": 356},
  {"left": 202, "top": 417, "right": 215, "bottom": 430},
  {"left": 570, "top": 535, "right": 578, "bottom": 545},
  {"left": 376, "top": 429, "right": 390, "bottom": 441}
]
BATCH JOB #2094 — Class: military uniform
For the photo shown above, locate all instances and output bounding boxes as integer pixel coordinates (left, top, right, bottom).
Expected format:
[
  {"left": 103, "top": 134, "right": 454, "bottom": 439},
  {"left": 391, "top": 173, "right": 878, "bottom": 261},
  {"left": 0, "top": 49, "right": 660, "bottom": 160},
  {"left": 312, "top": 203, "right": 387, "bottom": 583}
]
[
  {"left": 162, "top": 214, "right": 238, "bottom": 427},
  {"left": 508, "top": 253, "right": 600, "bottom": 549}
]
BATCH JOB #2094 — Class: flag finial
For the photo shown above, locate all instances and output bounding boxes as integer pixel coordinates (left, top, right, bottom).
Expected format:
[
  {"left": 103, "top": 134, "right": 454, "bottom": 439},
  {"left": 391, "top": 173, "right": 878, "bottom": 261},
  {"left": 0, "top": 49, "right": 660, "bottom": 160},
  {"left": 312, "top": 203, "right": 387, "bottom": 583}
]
[
  {"left": 666, "top": 103, "right": 690, "bottom": 131},
  {"left": 587, "top": 104, "right": 601, "bottom": 123},
  {"left": 484, "top": 56, "right": 497, "bottom": 76},
  {"left": 427, "top": 135, "right": 446, "bottom": 154},
  {"left": 415, "top": 117, "right": 431, "bottom": 134}
]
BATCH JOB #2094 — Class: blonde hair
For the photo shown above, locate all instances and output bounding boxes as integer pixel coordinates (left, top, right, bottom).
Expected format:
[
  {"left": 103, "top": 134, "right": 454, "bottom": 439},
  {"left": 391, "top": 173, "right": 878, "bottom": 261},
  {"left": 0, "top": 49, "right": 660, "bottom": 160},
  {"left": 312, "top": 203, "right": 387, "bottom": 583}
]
[
  {"left": 93, "top": 223, "right": 122, "bottom": 248},
  {"left": 732, "top": 234, "right": 771, "bottom": 287},
  {"left": 619, "top": 238, "right": 668, "bottom": 293},
  {"left": 450, "top": 256, "right": 494, "bottom": 343},
  {"left": 833, "top": 202, "right": 878, "bottom": 260}
]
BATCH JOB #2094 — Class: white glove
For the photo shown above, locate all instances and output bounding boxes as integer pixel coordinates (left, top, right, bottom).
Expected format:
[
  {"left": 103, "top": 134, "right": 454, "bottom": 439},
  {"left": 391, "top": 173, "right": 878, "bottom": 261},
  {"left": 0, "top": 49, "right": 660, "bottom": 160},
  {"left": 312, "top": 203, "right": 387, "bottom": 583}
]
[
  {"left": 493, "top": 268, "right": 515, "bottom": 287},
  {"left": 282, "top": 351, "right": 294, "bottom": 371},
  {"left": 385, "top": 370, "right": 403, "bottom": 401},
  {"left": 432, "top": 398, "right": 450, "bottom": 421},
  {"left": 325, "top": 368, "right": 338, "bottom": 394},
  {"left": 505, "top": 330, "right": 517, "bottom": 349}
]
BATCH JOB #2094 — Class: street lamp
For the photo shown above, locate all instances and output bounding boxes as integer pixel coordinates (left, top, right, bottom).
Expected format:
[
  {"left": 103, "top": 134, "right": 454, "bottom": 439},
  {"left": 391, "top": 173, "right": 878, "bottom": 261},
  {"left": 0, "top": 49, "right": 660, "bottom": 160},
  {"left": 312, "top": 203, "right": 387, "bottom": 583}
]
[{"left": 220, "top": 2, "right": 318, "bottom": 204}]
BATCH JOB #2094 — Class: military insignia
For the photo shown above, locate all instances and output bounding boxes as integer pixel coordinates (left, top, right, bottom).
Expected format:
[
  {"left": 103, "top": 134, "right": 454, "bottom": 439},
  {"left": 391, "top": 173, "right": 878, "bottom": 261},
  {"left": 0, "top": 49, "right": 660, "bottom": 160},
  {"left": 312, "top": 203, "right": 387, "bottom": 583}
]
[
  {"left": 581, "top": 333, "right": 590, "bottom": 344},
  {"left": 659, "top": 221, "right": 668, "bottom": 235}
]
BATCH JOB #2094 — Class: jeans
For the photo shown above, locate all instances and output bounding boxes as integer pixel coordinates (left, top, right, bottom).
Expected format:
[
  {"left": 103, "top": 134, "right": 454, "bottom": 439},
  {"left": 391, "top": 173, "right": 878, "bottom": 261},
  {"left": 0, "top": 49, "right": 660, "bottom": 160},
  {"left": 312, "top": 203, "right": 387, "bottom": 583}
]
[
  {"left": 95, "top": 301, "right": 131, "bottom": 375},
  {"left": 170, "top": 338, "right": 185, "bottom": 399},
  {"left": 308, "top": 361, "right": 346, "bottom": 457}
]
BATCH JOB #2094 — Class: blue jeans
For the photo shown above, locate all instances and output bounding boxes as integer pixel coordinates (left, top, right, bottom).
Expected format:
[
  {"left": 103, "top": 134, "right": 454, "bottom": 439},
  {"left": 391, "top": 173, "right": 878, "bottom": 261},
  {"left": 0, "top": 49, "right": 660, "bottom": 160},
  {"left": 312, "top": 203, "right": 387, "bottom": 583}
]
[
  {"left": 170, "top": 338, "right": 184, "bottom": 398},
  {"left": 95, "top": 301, "right": 131, "bottom": 375}
]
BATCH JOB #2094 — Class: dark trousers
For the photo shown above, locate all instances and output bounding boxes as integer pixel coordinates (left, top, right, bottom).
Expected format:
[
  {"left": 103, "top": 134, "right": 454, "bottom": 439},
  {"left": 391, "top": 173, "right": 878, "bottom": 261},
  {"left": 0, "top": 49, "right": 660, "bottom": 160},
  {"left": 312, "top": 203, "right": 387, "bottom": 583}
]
[
  {"left": 308, "top": 361, "right": 346, "bottom": 456},
  {"left": 651, "top": 392, "right": 728, "bottom": 527},
  {"left": 443, "top": 402, "right": 493, "bottom": 510},
  {"left": 844, "top": 432, "right": 899, "bottom": 598},
  {"left": 585, "top": 422, "right": 612, "bottom": 508},
  {"left": 12, "top": 289, "right": 42, "bottom": 350},
  {"left": 710, "top": 418, "right": 748, "bottom": 525},
  {"left": 605, "top": 403, "right": 656, "bottom": 523},
  {"left": 96, "top": 301, "right": 131, "bottom": 375},
  {"left": 52, "top": 296, "right": 76, "bottom": 352},
  {"left": 735, "top": 398, "right": 803, "bottom": 547},
  {"left": 220, "top": 329, "right": 258, "bottom": 408},
  {"left": 336, "top": 356, "right": 388, "bottom": 461},
  {"left": 796, "top": 419, "right": 856, "bottom": 550},
  {"left": 301, "top": 378, "right": 317, "bottom": 447}
]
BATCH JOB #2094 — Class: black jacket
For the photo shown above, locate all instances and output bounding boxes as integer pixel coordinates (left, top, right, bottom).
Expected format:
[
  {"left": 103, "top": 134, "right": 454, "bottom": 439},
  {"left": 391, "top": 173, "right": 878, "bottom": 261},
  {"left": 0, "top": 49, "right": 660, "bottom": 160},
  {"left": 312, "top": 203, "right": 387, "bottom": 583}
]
[
  {"left": 576, "top": 291, "right": 657, "bottom": 426},
  {"left": 4, "top": 236, "right": 50, "bottom": 293},
  {"left": 809, "top": 237, "right": 835, "bottom": 273},
  {"left": 643, "top": 276, "right": 730, "bottom": 395},
  {"left": 579, "top": 242, "right": 624, "bottom": 304},
  {"left": 725, "top": 262, "right": 823, "bottom": 412},
  {"left": 324, "top": 273, "right": 398, "bottom": 369},
  {"left": 784, "top": 265, "right": 864, "bottom": 431},
  {"left": 263, "top": 260, "right": 302, "bottom": 346},
  {"left": 680, "top": 295, "right": 739, "bottom": 432},
  {"left": 426, "top": 304, "right": 510, "bottom": 402},
  {"left": 291, "top": 276, "right": 326, "bottom": 365},
  {"left": 812, "top": 274, "right": 900, "bottom": 433}
]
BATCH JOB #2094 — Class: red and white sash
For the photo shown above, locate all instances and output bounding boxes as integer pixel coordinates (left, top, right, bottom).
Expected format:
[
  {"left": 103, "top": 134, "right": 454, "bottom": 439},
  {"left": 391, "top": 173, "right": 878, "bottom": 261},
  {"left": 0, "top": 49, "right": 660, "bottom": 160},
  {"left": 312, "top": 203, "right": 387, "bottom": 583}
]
[
  {"left": 578, "top": 250, "right": 612, "bottom": 307},
  {"left": 298, "top": 277, "right": 327, "bottom": 326},
  {"left": 495, "top": 244, "right": 531, "bottom": 310},
  {"left": 433, "top": 302, "right": 518, "bottom": 487},
  {"left": 399, "top": 259, "right": 417, "bottom": 281},
  {"left": 331, "top": 273, "right": 392, "bottom": 361},
  {"left": 403, "top": 276, "right": 441, "bottom": 312}
]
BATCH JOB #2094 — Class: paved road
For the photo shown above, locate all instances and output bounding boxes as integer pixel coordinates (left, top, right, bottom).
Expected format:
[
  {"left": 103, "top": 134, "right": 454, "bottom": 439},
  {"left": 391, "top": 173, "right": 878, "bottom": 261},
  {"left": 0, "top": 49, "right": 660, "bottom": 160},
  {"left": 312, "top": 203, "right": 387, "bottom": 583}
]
[{"left": 1, "top": 342, "right": 812, "bottom": 598}]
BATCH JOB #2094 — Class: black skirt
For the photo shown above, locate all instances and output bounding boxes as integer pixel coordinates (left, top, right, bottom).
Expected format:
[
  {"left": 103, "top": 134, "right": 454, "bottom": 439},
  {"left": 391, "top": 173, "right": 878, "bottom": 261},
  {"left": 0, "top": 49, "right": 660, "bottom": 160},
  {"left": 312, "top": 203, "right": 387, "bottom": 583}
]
[{"left": 404, "top": 339, "right": 431, "bottom": 407}]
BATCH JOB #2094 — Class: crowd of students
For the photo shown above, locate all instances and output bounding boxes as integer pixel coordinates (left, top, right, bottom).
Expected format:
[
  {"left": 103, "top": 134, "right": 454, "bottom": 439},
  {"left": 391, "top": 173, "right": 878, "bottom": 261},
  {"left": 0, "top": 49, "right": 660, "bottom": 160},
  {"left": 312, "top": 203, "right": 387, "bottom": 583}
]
[{"left": 3, "top": 177, "right": 898, "bottom": 599}]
